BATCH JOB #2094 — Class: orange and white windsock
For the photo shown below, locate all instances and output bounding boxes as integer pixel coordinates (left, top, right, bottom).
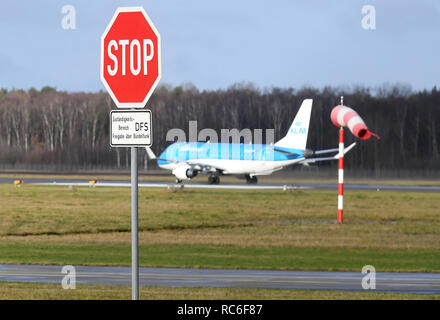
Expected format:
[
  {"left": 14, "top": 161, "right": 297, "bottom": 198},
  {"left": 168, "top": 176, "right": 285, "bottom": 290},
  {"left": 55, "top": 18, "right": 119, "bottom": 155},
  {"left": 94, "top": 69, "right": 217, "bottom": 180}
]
[{"left": 330, "top": 105, "right": 380, "bottom": 140}]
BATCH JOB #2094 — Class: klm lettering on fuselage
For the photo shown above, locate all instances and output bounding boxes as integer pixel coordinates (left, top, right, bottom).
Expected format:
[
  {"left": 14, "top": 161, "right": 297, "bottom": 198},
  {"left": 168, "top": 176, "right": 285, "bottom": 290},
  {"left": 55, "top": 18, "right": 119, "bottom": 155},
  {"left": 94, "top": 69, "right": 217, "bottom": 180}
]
[{"left": 290, "top": 127, "right": 307, "bottom": 134}]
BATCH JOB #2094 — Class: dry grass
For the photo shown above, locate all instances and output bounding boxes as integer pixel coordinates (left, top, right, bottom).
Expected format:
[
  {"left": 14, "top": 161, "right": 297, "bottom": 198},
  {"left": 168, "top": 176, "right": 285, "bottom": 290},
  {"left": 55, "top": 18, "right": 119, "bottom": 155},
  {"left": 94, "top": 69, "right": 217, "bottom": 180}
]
[
  {"left": 0, "top": 185, "right": 439, "bottom": 252},
  {"left": 4, "top": 223, "right": 439, "bottom": 250},
  {"left": 0, "top": 282, "right": 437, "bottom": 300}
]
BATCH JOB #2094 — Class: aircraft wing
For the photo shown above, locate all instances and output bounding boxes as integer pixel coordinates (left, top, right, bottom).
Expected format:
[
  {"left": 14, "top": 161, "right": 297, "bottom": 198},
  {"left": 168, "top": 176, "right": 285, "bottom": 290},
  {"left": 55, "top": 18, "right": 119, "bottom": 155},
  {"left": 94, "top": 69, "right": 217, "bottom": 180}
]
[{"left": 302, "top": 142, "right": 356, "bottom": 164}]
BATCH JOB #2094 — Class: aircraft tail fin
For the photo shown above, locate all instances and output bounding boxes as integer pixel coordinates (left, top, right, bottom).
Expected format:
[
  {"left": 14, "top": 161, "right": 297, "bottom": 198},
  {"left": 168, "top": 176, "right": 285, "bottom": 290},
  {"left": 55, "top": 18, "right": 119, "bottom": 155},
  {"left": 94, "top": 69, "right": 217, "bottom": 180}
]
[{"left": 274, "top": 99, "right": 312, "bottom": 150}]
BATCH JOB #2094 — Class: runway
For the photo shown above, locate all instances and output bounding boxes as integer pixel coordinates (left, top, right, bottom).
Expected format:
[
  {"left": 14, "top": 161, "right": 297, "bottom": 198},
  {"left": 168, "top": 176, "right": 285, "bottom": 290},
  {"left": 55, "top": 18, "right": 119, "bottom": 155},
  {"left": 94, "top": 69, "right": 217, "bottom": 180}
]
[
  {"left": 0, "top": 264, "right": 439, "bottom": 294},
  {"left": 1, "top": 178, "right": 440, "bottom": 192}
]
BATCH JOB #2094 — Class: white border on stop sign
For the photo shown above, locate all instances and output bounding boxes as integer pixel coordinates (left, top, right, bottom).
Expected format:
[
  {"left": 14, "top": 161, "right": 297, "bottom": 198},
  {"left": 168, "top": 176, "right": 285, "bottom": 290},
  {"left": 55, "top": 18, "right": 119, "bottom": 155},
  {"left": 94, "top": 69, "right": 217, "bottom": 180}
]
[{"left": 100, "top": 6, "right": 162, "bottom": 109}]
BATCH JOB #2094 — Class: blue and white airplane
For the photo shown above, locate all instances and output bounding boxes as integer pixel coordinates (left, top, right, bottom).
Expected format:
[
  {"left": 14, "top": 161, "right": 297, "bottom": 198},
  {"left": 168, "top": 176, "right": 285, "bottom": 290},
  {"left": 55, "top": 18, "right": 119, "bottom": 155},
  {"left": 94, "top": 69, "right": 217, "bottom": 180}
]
[{"left": 146, "top": 99, "right": 356, "bottom": 184}]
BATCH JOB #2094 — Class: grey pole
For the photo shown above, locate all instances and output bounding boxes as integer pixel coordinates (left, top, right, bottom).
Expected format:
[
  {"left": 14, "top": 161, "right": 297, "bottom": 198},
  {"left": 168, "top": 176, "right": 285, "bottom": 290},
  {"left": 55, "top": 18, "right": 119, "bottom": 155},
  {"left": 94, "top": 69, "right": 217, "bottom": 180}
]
[{"left": 131, "top": 146, "right": 139, "bottom": 300}]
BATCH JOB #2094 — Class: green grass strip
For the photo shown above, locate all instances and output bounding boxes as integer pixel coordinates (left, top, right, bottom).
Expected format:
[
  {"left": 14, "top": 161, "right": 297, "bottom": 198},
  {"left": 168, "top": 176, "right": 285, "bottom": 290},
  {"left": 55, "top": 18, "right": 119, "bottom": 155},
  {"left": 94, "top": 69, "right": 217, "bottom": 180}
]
[{"left": 0, "top": 242, "right": 439, "bottom": 272}]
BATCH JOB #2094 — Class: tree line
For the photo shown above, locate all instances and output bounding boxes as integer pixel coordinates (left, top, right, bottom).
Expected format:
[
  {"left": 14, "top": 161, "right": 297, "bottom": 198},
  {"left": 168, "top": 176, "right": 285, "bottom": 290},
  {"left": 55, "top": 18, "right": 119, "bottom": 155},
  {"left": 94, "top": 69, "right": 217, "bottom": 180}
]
[{"left": 0, "top": 84, "right": 438, "bottom": 176}]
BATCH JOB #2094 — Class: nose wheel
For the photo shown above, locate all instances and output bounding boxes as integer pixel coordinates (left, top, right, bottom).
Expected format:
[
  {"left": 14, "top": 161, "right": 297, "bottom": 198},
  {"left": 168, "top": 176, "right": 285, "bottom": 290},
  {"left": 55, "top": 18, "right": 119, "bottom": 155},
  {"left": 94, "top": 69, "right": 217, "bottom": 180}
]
[{"left": 208, "top": 175, "right": 220, "bottom": 184}]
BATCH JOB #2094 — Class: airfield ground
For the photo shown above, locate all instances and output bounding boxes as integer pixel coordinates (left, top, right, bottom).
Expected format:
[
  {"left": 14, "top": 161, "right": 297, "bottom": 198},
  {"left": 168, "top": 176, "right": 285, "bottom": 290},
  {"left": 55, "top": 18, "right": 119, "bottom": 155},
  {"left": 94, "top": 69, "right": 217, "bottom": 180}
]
[
  {"left": 1, "top": 282, "right": 438, "bottom": 300},
  {"left": 0, "top": 180, "right": 439, "bottom": 299},
  {"left": 1, "top": 171, "right": 440, "bottom": 186}
]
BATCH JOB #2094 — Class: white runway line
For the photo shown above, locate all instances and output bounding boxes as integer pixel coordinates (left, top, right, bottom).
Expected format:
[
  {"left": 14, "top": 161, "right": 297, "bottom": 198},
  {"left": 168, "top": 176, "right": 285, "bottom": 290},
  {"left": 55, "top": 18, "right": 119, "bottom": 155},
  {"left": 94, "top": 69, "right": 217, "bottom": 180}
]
[
  {"left": 17, "top": 178, "right": 440, "bottom": 192},
  {"left": 34, "top": 181, "right": 312, "bottom": 190}
]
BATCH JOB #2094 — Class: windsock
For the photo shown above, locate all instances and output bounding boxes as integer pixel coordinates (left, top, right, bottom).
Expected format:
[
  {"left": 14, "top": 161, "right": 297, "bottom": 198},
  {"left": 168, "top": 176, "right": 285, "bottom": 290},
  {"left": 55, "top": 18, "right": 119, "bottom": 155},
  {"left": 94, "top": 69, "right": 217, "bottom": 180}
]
[{"left": 331, "top": 105, "right": 380, "bottom": 140}]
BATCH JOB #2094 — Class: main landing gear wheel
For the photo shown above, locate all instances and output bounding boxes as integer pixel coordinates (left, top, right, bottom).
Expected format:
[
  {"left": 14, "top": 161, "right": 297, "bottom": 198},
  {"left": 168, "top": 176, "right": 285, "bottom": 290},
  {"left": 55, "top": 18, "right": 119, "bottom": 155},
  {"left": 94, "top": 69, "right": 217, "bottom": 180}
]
[
  {"left": 175, "top": 179, "right": 183, "bottom": 184},
  {"left": 208, "top": 175, "right": 220, "bottom": 184},
  {"left": 245, "top": 175, "right": 258, "bottom": 184}
]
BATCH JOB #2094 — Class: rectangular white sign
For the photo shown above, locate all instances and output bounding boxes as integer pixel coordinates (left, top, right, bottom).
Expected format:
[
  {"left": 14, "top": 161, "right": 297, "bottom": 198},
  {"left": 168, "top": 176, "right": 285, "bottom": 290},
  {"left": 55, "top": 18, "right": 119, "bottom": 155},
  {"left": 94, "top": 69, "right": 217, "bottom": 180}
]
[{"left": 110, "top": 110, "right": 152, "bottom": 147}]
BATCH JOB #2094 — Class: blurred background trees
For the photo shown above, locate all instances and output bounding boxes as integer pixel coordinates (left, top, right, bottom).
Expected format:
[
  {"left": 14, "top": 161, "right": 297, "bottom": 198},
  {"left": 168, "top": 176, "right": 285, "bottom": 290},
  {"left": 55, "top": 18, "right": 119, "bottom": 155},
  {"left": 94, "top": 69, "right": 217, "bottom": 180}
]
[{"left": 0, "top": 83, "right": 438, "bottom": 177}]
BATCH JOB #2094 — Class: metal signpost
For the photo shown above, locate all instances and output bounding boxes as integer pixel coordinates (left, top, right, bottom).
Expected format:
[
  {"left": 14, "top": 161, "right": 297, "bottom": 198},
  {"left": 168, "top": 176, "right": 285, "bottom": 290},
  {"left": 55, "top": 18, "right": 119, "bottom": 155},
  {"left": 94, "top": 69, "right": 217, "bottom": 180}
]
[{"left": 101, "top": 7, "right": 161, "bottom": 300}]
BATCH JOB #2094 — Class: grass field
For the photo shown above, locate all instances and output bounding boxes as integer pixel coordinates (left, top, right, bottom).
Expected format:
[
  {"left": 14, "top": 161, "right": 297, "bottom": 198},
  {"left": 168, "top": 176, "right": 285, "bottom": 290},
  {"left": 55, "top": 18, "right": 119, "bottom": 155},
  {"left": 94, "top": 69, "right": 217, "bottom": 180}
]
[
  {"left": 0, "top": 282, "right": 438, "bottom": 300},
  {"left": 0, "top": 184, "right": 439, "bottom": 299}
]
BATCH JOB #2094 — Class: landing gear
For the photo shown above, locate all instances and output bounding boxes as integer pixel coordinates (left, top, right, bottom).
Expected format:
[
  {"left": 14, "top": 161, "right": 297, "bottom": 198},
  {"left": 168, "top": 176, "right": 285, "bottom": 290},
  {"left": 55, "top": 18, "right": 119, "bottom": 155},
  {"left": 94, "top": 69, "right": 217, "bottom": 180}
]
[
  {"left": 245, "top": 175, "right": 258, "bottom": 184},
  {"left": 176, "top": 178, "right": 183, "bottom": 184},
  {"left": 208, "top": 175, "right": 220, "bottom": 184}
]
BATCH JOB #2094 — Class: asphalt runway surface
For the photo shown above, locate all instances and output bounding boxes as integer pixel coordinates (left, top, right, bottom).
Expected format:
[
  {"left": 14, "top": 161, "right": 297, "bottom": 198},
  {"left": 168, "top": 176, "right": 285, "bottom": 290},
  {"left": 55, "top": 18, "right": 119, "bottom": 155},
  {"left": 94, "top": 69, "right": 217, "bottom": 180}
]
[
  {"left": 1, "top": 177, "right": 440, "bottom": 192},
  {"left": 0, "top": 264, "right": 439, "bottom": 294}
]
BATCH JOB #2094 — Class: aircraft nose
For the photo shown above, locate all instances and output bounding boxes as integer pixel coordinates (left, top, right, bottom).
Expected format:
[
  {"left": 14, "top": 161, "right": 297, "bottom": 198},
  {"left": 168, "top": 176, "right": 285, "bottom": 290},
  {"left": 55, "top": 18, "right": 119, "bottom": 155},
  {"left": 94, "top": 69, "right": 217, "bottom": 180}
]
[
  {"left": 157, "top": 151, "right": 170, "bottom": 166},
  {"left": 157, "top": 159, "right": 170, "bottom": 166}
]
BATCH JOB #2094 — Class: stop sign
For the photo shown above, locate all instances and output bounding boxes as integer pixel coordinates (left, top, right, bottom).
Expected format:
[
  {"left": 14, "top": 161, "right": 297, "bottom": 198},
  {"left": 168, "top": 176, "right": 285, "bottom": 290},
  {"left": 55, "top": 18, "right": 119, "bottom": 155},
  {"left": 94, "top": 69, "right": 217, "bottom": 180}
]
[{"left": 101, "top": 7, "right": 161, "bottom": 108}]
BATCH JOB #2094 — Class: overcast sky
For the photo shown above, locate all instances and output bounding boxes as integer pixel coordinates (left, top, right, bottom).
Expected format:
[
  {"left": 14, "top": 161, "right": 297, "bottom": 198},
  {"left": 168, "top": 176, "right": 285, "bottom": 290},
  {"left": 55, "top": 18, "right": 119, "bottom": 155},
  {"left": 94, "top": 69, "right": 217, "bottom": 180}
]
[{"left": 1, "top": 0, "right": 439, "bottom": 92}]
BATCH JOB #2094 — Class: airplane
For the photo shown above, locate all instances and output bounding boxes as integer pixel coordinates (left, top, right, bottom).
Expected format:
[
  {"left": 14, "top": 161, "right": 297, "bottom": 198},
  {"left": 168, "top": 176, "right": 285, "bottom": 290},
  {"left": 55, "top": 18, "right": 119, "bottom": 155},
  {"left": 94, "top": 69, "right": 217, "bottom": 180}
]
[{"left": 146, "top": 99, "right": 356, "bottom": 184}]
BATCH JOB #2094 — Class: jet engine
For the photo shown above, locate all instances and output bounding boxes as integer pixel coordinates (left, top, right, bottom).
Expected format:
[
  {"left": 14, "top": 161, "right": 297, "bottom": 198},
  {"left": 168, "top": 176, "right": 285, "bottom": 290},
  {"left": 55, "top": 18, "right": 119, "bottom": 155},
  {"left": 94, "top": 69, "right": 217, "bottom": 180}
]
[{"left": 172, "top": 165, "right": 198, "bottom": 180}]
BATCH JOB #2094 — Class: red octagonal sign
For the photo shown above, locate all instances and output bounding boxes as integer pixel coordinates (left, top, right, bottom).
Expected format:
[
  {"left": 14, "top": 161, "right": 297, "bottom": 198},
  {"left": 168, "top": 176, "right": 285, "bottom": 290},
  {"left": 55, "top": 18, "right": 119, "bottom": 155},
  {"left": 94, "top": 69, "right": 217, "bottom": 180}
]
[{"left": 101, "top": 7, "right": 161, "bottom": 108}]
